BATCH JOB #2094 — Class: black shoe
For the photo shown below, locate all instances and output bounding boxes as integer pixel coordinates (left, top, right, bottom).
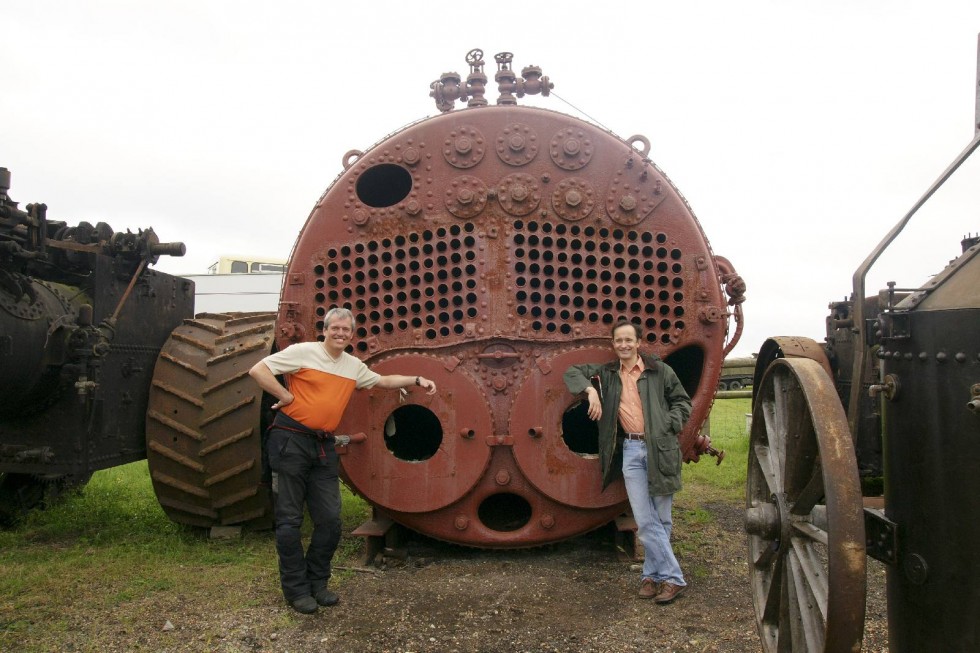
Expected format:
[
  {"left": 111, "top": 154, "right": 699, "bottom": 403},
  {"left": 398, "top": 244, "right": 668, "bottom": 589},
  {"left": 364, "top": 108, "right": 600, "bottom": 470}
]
[
  {"left": 315, "top": 587, "right": 340, "bottom": 607},
  {"left": 289, "top": 595, "right": 318, "bottom": 614}
]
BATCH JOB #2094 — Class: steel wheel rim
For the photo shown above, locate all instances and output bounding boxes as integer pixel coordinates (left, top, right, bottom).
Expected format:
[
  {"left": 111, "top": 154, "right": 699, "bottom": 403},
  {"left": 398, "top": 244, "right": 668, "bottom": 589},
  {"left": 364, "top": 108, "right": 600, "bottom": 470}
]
[{"left": 745, "top": 358, "right": 866, "bottom": 652}]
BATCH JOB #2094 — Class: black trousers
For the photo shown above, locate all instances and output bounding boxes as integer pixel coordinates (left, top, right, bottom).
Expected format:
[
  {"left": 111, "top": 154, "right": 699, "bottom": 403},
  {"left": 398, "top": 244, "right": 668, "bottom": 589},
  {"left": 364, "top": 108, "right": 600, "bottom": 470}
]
[{"left": 266, "top": 413, "right": 342, "bottom": 601}]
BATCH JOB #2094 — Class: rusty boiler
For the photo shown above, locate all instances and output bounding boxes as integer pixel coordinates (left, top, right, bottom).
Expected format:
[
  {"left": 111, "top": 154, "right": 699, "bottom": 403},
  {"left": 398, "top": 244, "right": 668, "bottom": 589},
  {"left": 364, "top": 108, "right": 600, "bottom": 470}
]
[{"left": 270, "top": 50, "right": 744, "bottom": 548}]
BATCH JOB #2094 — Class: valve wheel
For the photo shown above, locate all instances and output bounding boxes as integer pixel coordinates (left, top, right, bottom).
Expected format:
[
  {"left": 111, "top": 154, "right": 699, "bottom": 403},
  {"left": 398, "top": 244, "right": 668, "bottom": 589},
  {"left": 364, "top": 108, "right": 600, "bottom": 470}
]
[{"left": 745, "top": 358, "right": 866, "bottom": 652}]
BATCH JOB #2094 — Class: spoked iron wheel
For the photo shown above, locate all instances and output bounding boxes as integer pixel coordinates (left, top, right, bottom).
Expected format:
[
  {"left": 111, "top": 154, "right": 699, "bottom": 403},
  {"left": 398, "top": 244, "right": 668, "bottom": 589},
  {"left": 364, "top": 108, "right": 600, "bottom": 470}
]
[{"left": 745, "top": 358, "right": 866, "bottom": 652}]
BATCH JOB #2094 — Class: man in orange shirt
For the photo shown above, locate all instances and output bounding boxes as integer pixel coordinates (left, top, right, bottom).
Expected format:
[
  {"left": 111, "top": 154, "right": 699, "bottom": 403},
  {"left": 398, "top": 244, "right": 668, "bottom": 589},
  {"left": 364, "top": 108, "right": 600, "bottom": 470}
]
[{"left": 249, "top": 307, "right": 437, "bottom": 614}]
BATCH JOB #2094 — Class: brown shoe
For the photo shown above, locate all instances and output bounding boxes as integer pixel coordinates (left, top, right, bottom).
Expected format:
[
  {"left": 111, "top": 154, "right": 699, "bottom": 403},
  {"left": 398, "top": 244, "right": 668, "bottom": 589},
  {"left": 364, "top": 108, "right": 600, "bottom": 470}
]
[
  {"left": 638, "top": 578, "right": 661, "bottom": 599},
  {"left": 654, "top": 582, "right": 687, "bottom": 604}
]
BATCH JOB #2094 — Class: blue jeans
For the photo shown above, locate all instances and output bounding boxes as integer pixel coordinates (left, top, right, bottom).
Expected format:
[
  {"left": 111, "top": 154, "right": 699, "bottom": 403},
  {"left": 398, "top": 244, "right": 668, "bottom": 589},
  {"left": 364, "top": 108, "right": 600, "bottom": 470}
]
[
  {"left": 622, "top": 439, "right": 686, "bottom": 586},
  {"left": 267, "top": 422, "right": 342, "bottom": 601}
]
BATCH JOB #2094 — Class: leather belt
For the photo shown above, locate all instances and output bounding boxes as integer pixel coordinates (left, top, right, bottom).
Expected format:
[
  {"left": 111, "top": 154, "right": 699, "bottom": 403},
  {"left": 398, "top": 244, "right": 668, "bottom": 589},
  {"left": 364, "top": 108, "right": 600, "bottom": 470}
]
[
  {"left": 622, "top": 432, "right": 645, "bottom": 441},
  {"left": 272, "top": 412, "right": 334, "bottom": 441}
]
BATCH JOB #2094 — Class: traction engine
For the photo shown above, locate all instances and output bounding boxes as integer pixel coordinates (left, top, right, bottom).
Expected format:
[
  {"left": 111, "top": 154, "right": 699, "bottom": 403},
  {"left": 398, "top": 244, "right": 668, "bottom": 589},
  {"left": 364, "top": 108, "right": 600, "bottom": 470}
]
[
  {"left": 0, "top": 167, "right": 189, "bottom": 523},
  {"left": 743, "top": 38, "right": 980, "bottom": 653}
]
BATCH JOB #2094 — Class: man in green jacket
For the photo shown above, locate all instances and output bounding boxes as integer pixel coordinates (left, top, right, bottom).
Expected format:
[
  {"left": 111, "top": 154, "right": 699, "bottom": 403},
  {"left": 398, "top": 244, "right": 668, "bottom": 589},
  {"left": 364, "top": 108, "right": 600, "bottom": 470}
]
[{"left": 564, "top": 319, "right": 692, "bottom": 603}]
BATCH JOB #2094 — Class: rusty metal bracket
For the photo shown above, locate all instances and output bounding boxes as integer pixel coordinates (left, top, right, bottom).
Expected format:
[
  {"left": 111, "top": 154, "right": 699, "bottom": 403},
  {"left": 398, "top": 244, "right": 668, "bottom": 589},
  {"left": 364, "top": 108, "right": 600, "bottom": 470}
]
[
  {"left": 864, "top": 507, "right": 898, "bottom": 566},
  {"left": 352, "top": 511, "right": 398, "bottom": 566},
  {"left": 614, "top": 513, "right": 642, "bottom": 562}
]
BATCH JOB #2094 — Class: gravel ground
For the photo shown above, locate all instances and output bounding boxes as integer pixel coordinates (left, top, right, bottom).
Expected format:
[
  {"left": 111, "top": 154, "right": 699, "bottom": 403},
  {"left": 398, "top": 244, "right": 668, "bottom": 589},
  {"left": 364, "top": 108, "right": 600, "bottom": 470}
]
[{"left": 75, "top": 500, "right": 887, "bottom": 653}]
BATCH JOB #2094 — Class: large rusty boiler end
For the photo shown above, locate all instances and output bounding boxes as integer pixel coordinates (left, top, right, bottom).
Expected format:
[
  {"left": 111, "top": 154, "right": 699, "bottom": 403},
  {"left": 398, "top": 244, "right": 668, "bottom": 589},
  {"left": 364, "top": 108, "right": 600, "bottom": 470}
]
[{"left": 277, "top": 50, "right": 743, "bottom": 548}]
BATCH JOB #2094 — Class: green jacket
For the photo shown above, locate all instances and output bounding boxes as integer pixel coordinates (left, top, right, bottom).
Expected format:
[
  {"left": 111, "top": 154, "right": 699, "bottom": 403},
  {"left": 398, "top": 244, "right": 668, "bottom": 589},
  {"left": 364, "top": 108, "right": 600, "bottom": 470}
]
[{"left": 564, "top": 353, "right": 692, "bottom": 496}]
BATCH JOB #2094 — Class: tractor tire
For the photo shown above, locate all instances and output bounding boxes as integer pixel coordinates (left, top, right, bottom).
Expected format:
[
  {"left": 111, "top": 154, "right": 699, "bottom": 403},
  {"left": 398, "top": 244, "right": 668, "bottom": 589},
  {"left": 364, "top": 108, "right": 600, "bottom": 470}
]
[
  {"left": 728, "top": 379, "right": 743, "bottom": 390},
  {"left": 146, "top": 312, "right": 276, "bottom": 530}
]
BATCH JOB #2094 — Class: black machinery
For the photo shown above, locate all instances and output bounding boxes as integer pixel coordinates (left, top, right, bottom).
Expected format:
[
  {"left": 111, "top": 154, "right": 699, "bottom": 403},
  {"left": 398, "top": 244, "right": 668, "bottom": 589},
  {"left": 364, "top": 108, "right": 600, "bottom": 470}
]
[
  {"left": 0, "top": 167, "right": 191, "bottom": 523},
  {"left": 744, "top": 37, "right": 980, "bottom": 652}
]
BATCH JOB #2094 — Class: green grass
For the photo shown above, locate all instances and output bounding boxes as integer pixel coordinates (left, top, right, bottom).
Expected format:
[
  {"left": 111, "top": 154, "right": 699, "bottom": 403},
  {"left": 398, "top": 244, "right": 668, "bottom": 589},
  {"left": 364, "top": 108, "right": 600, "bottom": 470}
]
[
  {"left": 0, "top": 462, "right": 370, "bottom": 651},
  {"left": 679, "top": 397, "right": 751, "bottom": 503},
  {"left": 0, "top": 403, "right": 750, "bottom": 650}
]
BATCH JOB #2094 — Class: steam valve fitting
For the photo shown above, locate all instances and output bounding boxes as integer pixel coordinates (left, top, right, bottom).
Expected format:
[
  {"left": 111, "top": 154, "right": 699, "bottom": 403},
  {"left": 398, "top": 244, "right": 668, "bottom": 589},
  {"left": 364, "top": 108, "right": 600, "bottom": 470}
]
[
  {"left": 692, "top": 433, "right": 725, "bottom": 465},
  {"left": 430, "top": 72, "right": 466, "bottom": 113},
  {"left": 518, "top": 65, "right": 553, "bottom": 97},
  {"left": 869, "top": 374, "right": 901, "bottom": 401},
  {"left": 968, "top": 384, "right": 980, "bottom": 414}
]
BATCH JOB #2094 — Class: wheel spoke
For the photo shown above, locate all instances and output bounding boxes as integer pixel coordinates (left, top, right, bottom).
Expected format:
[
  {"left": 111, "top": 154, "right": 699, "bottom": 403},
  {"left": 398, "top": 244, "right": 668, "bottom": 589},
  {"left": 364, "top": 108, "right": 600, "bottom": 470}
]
[
  {"left": 791, "top": 537, "right": 829, "bottom": 623},
  {"left": 787, "top": 546, "right": 825, "bottom": 651},
  {"left": 790, "top": 465, "right": 825, "bottom": 516},
  {"left": 784, "top": 410, "right": 819, "bottom": 503},
  {"left": 770, "top": 371, "right": 789, "bottom": 488},
  {"left": 752, "top": 444, "right": 780, "bottom": 496},
  {"left": 761, "top": 548, "right": 785, "bottom": 627},
  {"left": 753, "top": 540, "right": 778, "bottom": 570},
  {"left": 791, "top": 520, "right": 829, "bottom": 546}
]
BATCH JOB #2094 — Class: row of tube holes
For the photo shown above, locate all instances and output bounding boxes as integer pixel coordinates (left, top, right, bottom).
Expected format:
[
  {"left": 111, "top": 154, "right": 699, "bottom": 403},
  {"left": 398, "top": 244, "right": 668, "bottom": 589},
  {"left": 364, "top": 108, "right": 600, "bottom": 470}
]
[
  {"left": 511, "top": 221, "right": 686, "bottom": 343},
  {"left": 313, "top": 223, "right": 481, "bottom": 350},
  {"left": 311, "top": 220, "right": 687, "bottom": 349}
]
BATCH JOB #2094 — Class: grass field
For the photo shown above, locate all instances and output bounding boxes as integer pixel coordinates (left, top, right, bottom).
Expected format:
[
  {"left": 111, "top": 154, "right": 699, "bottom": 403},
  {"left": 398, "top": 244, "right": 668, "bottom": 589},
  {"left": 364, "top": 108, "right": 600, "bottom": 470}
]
[
  {"left": 680, "top": 396, "right": 752, "bottom": 502},
  {"left": 0, "top": 398, "right": 751, "bottom": 651}
]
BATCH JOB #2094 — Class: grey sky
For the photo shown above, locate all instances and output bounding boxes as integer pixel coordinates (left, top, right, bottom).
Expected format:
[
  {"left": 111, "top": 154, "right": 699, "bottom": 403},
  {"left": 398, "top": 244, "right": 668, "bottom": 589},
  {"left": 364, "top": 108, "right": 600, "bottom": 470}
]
[{"left": 5, "top": 1, "right": 979, "bottom": 357}]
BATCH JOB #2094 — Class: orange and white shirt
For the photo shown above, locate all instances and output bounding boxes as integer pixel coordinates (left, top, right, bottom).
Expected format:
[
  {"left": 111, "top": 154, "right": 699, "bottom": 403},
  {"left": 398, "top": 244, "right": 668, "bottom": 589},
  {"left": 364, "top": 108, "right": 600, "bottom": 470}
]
[{"left": 262, "top": 342, "right": 380, "bottom": 432}]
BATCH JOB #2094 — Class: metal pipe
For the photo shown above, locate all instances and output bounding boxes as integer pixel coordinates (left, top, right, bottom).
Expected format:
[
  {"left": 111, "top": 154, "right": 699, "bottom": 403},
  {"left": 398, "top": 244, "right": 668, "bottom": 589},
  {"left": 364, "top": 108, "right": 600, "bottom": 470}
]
[{"left": 848, "top": 130, "right": 980, "bottom": 438}]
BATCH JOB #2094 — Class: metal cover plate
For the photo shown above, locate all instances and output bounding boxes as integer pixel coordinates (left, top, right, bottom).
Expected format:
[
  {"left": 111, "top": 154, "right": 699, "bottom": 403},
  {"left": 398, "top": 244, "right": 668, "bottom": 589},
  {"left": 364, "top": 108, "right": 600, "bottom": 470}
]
[
  {"left": 509, "top": 347, "right": 627, "bottom": 509},
  {"left": 339, "top": 354, "right": 493, "bottom": 513}
]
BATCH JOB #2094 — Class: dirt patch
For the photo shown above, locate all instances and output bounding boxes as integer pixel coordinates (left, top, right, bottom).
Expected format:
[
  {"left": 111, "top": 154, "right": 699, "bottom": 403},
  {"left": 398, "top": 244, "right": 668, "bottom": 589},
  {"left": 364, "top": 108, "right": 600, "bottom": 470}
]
[{"left": 78, "top": 501, "right": 883, "bottom": 653}]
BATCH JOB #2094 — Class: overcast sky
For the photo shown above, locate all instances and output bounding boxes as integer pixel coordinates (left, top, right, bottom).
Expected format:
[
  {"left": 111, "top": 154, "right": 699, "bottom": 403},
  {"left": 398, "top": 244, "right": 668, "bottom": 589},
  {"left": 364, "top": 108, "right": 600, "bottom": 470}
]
[{"left": 5, "top": 1, "right": 979, "bottom": 357}]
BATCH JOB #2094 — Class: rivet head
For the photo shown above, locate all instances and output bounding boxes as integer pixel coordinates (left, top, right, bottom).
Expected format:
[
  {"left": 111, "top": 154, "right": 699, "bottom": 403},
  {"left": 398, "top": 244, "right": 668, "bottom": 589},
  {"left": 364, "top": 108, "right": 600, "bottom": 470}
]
[
  {"left": 540, "top": 513, "right": 555, "bottom": 529},
  {"left": 563, "top": 138, "right": 581, "bottom": 156},
  {"left": 494, "top": 470, "right": 511, "bottom": 485},
  {"left": 955, "top": 352, "right": 967, "bottom": 363},
  {"left": 454, "top": 515, "right": 469, "bottom": 530},
  {"left": 508, "top": 134, "right": 526, "bottom": 151},
  {"left": 936, "top": 352, "right": 948, "bottom": 362},
  {"left": 919, "top": 352, "right": 929, "bottom": 361}
]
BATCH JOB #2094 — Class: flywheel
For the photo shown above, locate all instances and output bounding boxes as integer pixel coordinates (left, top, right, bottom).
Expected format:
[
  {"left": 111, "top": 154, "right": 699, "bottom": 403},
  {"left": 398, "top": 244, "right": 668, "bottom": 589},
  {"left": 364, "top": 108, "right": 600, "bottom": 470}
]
[
  {"left": 745, "top": 357, "right": 866, "bottom": 652},
  {"left": 146, "top": 312, "right": 276, "bottom": 529}
]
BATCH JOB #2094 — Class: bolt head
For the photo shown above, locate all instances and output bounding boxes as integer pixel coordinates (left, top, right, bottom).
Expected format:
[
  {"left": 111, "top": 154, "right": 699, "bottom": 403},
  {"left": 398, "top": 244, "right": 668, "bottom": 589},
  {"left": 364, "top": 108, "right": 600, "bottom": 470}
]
[{"left": 619, "top": 194, "right": 637, "bottom": 211}]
